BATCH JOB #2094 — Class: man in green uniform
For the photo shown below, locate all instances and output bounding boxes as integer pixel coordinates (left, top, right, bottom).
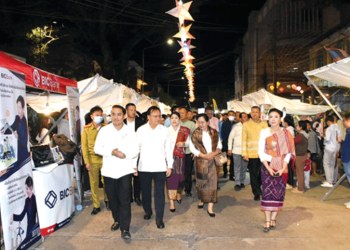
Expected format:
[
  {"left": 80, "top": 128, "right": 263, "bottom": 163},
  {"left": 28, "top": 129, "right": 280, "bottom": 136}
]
[{"left": 81, "top": 106, "right": 109, "bottom": 215}]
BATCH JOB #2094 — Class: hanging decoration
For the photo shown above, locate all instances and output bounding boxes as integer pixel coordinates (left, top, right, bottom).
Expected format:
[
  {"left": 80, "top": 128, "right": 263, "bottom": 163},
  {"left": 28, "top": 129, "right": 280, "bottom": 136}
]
[{"left": 166, "top": 0, "right": 196, "bottom": 102}]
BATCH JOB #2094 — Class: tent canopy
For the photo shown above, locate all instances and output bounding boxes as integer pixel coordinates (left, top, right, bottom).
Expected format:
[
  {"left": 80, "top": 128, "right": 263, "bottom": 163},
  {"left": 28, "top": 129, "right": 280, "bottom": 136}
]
[
  {"left": 229, "top": 89, "right": 336, "bottom": 115},
  {"left": 305, "top": 57, "right": 350, "bottom": 88},
  {"left": 0, "top": 51, "right": 77, "bottom": 94},
  {"left": 27, "top": 74, "right": 171, "bottom": 115}
]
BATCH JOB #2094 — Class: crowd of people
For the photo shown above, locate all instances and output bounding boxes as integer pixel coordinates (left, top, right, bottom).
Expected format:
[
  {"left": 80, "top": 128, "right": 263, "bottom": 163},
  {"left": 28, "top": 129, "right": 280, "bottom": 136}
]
[{"left": 78, "top": 102, "right": 350, "bottom": 241}]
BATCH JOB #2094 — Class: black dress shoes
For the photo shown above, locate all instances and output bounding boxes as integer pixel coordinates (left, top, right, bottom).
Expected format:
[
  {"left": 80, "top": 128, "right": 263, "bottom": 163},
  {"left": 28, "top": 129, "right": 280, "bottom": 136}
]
[
  {"left": 135, "top": 198, "right": 142, "bottom": 206},
  {"left": 91, "top": 207, "right": 101, "bottom": 215},
  {"left": 240, "top": 183, "right": 245, "bottom": 189},
  {"left": 170, "top": 208, "right": 176, "bottom": 212},
  {"left": 121, "top": 230, "right": 131, "bottom": 242},
  {"left": 176, "top": 199, "right": 182, "bottom": 204},
  {"left": 105, "top": 200, "right": 111, "bottom": 211},
  {"left": 254, "top": 195, "right": 260, "bottom": 201},
  {"left": 111, "top": 222, "right": 120, "bottom": 231},
  {"left": 156, "top": 220, "right": 165, "bottom": 229},
  {"left": 207, "top": 210, "right": 215, "bottom": 218},
  {"left": 144, "top": 212, "right": 152, "bottom": 220}
]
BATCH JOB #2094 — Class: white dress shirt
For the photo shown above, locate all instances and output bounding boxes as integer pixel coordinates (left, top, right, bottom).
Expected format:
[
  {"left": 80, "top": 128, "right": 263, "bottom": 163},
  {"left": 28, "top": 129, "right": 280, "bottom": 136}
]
[
  {"left": 189, "top": 130, "right": 222, "bottom": 157},
  {"left": 94, "top": 123, "right": 139, "bottom": 179},
  {"left": 137, "top": 123, "right": 173, "bottom": 172},
  {"left": 228, "top": 122, "right": 243, "bottom": 155},
  {"left": 325, "top": 124, "right": 341, "bottom": 152},
  {"left": 126, "top": 118, "right": 135, "bottom": 132},
  {"left": 167, "top": 126, "right": 190, "bottom": 153},
  {"left": 258, "top": 128, "right": 291, "bottom": 163}
]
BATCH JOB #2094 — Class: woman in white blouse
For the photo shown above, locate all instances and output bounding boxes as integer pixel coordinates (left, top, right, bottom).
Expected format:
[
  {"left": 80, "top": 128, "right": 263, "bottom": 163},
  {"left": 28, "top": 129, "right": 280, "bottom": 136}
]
[
  {"left": 258, "top": 109, "right": 295, "bottom": 232},
  {"left": 36, "top": 116, "right": 51, "bottom": 145},
  {"left": 190, "top": 114, "right": 222, "bottom": 217},
  {"left": 166, "top": 112, "right": 190, "bottom": 212}
]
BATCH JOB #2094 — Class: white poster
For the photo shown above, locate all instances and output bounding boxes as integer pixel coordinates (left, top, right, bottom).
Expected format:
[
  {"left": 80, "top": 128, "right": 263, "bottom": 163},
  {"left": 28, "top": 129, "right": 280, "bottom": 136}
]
[
  {"left": 0, "top": 67, "right": 41, "bottom": 250},
  {"left": 0, "top": 67, "right": 30, "bottom": 172},
  {"left": 32, "top": 164, "right": 75, "bottom": 236}
]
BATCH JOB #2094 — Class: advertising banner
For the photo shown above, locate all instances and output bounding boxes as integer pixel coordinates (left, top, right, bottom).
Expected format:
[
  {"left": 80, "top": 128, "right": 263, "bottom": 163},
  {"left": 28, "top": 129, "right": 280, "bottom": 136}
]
[
  {"left": 32, "top": 164, "right": 75, "bottom": 236},
  {"left": 66, "top": 87, "right": 83, "bottom": 203},
  {"left": 0, "top": 51, "right": 77, "bottom": 94},
  {"left": 0, "top": 66, "right": 41, "bottom": 250}
]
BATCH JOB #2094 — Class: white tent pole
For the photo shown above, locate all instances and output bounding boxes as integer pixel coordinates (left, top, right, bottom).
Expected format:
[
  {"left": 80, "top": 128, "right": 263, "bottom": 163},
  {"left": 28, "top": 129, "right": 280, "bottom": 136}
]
[{"left": 304, "top": 73, "right": 342, "bottom": 121}]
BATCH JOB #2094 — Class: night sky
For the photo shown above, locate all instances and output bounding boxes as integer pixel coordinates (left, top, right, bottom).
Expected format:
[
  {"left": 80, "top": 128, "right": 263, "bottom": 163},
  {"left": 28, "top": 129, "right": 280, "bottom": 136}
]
[{"left": 0, "top": 0, "right": 265, "bottom": 108}]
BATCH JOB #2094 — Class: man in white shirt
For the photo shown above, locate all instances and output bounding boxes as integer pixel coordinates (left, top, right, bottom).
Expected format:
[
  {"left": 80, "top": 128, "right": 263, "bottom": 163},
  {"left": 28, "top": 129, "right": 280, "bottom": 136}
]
[
  {"left": 137, "top": 106, "right": 173, "bottom": 229},
  {"left": 124, "top": 103, "right": 144, "bottom": 206},
  {"left": 322, "top": 115, "right": 342, "bottom": 187},
  {"left": 94, "top": 105, "right": 139, "bottom": 241},
  {"left": 228, "top": 112, "right": 249, "bottom": 191}
]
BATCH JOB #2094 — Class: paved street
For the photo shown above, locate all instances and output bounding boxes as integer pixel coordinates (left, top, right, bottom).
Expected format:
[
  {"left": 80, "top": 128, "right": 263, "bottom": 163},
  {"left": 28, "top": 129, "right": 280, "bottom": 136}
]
[{"left": 36, "top": 175, "right": 350, "bottom": 250}]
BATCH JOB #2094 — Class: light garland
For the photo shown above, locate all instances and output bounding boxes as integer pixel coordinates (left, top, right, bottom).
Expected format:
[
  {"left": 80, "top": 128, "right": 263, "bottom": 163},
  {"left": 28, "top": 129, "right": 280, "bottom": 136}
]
[{"left": 166, "top": 0, "right": 195, "bottom": 102}]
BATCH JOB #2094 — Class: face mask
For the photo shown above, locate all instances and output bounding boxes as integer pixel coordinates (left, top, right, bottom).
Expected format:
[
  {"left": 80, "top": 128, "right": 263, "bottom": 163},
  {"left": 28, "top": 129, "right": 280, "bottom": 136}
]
[
  {"left": 94, "top": 116, "right": 104, "bottom": 124},
  {"left": 228, "top": 116, "right": 235, "bottom": 121}
]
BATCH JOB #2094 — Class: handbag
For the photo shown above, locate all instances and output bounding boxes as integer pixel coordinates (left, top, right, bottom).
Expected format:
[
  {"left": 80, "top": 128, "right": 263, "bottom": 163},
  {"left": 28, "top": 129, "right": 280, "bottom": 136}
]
[
  {"left": 52, "top": 134, "right": 78, "bottom": 163},
  {"left": 31, "top": 144, "right": 55, "bottom": 167},
  {"left": 214, "top": 151, "right": 228, "bottom": 167}
]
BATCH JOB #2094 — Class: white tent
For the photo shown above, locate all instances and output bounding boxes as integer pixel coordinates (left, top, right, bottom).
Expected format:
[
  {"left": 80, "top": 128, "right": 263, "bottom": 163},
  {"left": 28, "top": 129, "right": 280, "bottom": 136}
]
[
  {"left": 27, "top": 74, "right": 170, "bottom": 115},
  {"left": 304, "top": 57, "right": 350, "bottom": 119},
  {"left": 229, "top": 89, "right": 336, "bottom": 115},
  {"left": 304, "top": 57, "right": 350, "bottom": 88},
  {"left": 227, "top": 100, "right": 251, "bottom": 113}
]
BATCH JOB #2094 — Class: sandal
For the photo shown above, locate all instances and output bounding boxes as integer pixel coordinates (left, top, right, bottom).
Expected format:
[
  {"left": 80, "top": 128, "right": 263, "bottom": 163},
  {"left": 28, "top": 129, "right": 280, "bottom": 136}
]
[
  {"left": 263, "top": 221, "right": 270, "bottom": 233},
  {"left": 270, "top": 220, "right": 276, "bottom": 230}
]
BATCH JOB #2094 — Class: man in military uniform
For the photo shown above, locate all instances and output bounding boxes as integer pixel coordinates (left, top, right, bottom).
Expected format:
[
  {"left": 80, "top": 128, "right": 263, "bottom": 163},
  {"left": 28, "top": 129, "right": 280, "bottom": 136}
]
[{"left": 81, "top": 106, "right": 109, "bottom": 215}]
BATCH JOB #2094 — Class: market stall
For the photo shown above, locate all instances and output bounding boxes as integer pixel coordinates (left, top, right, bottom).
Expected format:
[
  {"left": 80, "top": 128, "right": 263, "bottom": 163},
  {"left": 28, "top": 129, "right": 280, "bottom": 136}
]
[{"left": 0, "top": 51, "right": 78, "bottom": 250}]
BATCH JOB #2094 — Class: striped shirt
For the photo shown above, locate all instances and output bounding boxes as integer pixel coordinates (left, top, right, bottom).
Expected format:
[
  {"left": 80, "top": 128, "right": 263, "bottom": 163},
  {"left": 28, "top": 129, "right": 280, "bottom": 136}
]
[{"left": 242, "top": 119, "right": 268, "bottom": 158}]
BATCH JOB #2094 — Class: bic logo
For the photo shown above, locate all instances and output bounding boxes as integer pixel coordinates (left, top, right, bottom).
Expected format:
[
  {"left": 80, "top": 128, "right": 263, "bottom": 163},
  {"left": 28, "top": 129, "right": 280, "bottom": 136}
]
[
  {"left": 60, "top": 186, "right": 73, "bottom": 200},
  {"left": 45, "top": 191, "right": 57, "bottom": 209}
]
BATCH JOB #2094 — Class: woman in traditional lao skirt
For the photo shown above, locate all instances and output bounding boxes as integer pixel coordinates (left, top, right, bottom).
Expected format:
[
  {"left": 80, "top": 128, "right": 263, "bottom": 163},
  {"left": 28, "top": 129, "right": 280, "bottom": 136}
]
[
  {"left": 166, "top": 112, "right": 190, "bottom": 212},
  {"left": 190, "top": 114, "right": 222, "bottom": 218},
  {"left": 258, "top": 108, "right": 295, "bottom": 232}
]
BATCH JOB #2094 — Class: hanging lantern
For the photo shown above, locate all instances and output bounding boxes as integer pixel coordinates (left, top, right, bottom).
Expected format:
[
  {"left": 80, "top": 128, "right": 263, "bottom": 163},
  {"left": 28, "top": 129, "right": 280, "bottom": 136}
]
[
  {"left": 287, "top": 85, "right": 291, "bottom": 89},
  {"left": 269, "top": 85, "right": 274, "bottom": 91},
  {"left": 279, "top": 87, "right": 284, "bottom": 93}
]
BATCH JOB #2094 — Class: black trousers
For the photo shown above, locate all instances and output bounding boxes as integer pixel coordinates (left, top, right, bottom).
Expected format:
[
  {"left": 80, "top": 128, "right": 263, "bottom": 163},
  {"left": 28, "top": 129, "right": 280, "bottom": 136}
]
[
  {"left": 130, "top": 175, "right": 141, "bottom": 200},
  {"left": 222, "top": 152, "right": 234, "bottom": 178},
  {"left": 104, "top": 175, "right": 132, "bottom": 231},
  {"left": 248, "top": 158, "right": 262, "bottom": 196},
  {"left": 184, "top": 154, "right": 194, "bottom": 193},
  {"left": 139, "top": 171, "right": 166, "bottom": 221}
]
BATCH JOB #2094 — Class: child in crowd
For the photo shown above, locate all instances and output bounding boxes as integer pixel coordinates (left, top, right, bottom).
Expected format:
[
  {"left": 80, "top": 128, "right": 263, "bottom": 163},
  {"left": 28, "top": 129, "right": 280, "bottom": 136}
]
[{"left": 304, "top": 151, "right": 312, "bottom": 189}]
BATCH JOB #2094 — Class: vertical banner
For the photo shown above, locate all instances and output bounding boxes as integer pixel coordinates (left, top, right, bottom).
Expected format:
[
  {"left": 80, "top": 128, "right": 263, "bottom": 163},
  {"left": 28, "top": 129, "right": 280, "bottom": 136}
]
[
  {"left": 66, "top": 87, "right": 82, "bottom": 204},
  {"left": 0, "top": 67, "right": 41, "bottom": 250}
]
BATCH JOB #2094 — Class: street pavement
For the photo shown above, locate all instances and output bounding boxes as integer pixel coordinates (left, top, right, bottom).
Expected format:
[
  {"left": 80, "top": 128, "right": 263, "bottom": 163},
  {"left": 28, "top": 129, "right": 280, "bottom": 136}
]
[{"left": 35, "top": 175, "right": 350, "bottom": 250}]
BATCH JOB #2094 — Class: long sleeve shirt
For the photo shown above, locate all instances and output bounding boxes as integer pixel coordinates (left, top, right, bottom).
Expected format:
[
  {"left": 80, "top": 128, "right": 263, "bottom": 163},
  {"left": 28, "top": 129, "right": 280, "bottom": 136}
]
[
  {"left": 189, "top": 130, "right": 222, "bottom": 157},
  {"left": 242, "top": 119, "right": 268, "bottom": 158},
  {"left": 228, "top": 122, "right": 243, "bottom": 155},
  {"left": 258, "top": 128, "right": 291, "bottom": 163},
  {"left": 94, "top": 123, "right": 139, "bottom": 179},
  {"left": 324, "top": 124, "right": 341, "bottom": 152},
  {"left": 137, "top": 123, "right": 173, "bottom": 172},
  {"left": 341, "top": 128, "right": 350, "bottom": 163}
]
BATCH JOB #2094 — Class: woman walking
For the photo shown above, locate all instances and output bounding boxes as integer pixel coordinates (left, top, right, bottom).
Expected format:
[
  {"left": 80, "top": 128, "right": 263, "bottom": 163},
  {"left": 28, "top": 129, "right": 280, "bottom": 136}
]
[
  {"left": 258, "top": 109, "right": 295, "bottom": 232},
  {"left": 292, "top": 121, "right": 309, "bottom": 194},
  {"left": 190, "top": 114, "right": 222, "bottom": 217},
  {"left": 166, "top": 112, "right": 190, "bottom": 212}
]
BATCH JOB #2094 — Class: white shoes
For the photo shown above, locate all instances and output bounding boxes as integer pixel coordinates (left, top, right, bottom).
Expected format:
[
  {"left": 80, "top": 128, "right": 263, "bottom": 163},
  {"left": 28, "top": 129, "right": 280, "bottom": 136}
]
[
  {"left": 346, "top": 205, "right": 350, "bottom": 209},
  {"left": 344, "top": 201, "right": 350, "bottom": 206},
  {"left": 320, "top": 182, "right": 333, "bottom": 188}
]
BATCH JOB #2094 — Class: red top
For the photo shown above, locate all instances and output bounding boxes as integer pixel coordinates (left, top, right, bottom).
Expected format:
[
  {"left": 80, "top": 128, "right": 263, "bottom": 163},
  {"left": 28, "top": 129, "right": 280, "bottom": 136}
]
[{"left": 304, "top": 158, "right": 311, "bottom": 171}]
